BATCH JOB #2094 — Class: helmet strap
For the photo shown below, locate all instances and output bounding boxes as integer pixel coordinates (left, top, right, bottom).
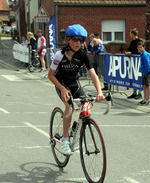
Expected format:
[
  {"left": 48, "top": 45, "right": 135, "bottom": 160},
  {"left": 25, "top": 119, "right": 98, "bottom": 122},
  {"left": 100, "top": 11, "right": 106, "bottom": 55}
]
[
  {"left": 61, "top": 43, "right": 76, "bottom": 54},
  {"left": 66, "top": 43, "right": 76, "bottom": 52}
]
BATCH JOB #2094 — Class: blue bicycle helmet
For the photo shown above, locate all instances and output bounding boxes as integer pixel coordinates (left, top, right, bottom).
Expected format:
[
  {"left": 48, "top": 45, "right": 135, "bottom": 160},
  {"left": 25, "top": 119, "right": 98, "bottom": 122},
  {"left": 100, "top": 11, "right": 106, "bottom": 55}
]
[{"left": 65, "top": 24, "right": 87, "bottom": 39}]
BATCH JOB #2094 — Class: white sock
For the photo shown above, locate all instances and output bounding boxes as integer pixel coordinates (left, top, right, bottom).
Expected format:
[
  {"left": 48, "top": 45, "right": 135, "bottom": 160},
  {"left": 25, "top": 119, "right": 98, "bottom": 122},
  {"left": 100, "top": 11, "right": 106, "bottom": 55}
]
[{"left": 62, "top": 137, "right": 69, "bottom": 142}]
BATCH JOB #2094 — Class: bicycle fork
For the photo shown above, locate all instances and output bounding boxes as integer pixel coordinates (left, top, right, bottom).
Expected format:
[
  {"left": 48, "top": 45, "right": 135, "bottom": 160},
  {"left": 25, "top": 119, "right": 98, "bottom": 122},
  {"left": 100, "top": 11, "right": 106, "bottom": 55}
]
[{"left": 83, "top": 121, "right": 100, "bottom": 155}]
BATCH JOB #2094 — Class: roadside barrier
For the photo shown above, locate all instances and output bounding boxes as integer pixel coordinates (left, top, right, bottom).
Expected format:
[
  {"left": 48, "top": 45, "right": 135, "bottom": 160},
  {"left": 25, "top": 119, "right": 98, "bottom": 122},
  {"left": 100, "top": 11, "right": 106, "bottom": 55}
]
[
  {"left": 12, "top": 43, "right": 30, "bottom": 63},
  {"left": 12, "top": 45, "right": 60, "bottom": 69},
  {"left": 85, "top": 52, "right": 142, "bottom": 96},
  {"left": 104, "top": 53, "right": 142, "bottom": 90}
]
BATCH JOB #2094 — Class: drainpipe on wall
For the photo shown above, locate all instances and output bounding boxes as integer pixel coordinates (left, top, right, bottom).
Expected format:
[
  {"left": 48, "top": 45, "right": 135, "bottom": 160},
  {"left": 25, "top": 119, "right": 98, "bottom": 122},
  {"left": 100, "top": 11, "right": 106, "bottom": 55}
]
[
  {"left": 38, "top": 0, "right": 41, "bottom": 30},
  {"left": 55, "top": 4, "right": 58, "bottom": 47},
  {"left": 146, "top": 0, "right": 150, "bottom": 52},
  {"left": 27, "top": 0, "right": 31, "bottom": 31}
]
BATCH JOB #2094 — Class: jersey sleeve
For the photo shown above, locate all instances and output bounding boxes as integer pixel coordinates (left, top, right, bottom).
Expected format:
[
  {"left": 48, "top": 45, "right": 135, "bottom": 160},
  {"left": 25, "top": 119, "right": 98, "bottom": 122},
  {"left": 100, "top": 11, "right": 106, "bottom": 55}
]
[
  {"left": 50, "top": 50, "right": 64, "bottom": 70},
  {"left": 41, "top": 36, "right": 45, "bottom": 43}
]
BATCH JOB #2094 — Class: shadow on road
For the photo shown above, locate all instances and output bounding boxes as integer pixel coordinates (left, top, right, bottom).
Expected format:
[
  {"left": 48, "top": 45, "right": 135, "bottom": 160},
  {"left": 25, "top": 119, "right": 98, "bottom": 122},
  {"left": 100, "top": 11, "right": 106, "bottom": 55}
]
[{"left": 0, "top": 162, "right": 82, "bottom": 183}]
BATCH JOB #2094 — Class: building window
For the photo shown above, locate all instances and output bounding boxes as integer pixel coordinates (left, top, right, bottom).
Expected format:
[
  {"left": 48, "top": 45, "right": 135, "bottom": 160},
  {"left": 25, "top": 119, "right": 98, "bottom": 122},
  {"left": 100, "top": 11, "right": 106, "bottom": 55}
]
[
  {"left": 102, "top": 20, "right": 125, "bottom": 43},
  {"left": 115, "top": 32, "right": 123, "bottom": 41},
  {"left": 103, "top": 32, "right": 111, "bottom": 41}
]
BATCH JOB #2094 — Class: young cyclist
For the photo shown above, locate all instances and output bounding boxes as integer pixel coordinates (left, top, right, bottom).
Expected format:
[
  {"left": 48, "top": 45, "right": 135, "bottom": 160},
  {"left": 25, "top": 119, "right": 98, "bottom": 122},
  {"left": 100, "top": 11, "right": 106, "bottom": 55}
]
[
  {"left": 48, "top": 24, "right": 104, "bottom": 155},
  {"left": 37, "top": 30, "right": 47, "bottom": 72}
]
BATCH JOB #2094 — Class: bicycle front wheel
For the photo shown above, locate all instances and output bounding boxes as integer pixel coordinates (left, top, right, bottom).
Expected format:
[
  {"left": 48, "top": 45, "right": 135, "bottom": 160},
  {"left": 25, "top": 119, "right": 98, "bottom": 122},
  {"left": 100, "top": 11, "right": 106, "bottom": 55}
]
[
  {"left": 80, "top": 118, "right": 106, "bottom": 183},
  {"left": 50, "top": 107, "right": 70, "bottom": 167}
]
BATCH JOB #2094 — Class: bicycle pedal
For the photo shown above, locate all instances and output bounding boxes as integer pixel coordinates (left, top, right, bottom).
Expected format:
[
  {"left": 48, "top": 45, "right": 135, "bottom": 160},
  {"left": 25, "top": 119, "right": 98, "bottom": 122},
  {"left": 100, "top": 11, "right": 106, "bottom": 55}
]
[
  {"left": 71, "top": 145, "right": 80, "bottom": 152},
  {"left": 50, "top": 139, "right": 55, "bottom": 146}
]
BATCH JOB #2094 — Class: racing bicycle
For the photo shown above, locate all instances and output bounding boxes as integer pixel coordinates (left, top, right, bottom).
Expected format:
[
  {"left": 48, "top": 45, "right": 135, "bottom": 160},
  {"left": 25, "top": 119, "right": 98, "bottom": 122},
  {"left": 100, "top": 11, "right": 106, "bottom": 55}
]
[
  {"left": 49, "top": 93, "right": 112, "bottom": 183},
  {"left": 28, "top": 50, "right": 40, "bottom": 72}
]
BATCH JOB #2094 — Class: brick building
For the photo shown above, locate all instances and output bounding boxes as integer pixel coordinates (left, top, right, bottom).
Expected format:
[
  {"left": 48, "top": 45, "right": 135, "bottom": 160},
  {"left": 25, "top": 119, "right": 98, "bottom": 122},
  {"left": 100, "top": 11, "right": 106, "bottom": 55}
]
[
  {"left": 54, "top": 0, "right": 146, "bottom": 53},
  {"left": 13, "top": 0, "right": 147, "bottom": 52},
  {"left": 0, "top": 0, "right": 9, "bottom": 25}
]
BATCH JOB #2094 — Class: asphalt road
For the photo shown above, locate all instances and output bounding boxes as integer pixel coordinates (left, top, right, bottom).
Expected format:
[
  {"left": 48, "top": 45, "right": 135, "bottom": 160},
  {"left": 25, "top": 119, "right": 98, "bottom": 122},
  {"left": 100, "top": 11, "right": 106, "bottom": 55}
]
[{"left": 0, "top": 58, "right": 150, "bottom": 183}]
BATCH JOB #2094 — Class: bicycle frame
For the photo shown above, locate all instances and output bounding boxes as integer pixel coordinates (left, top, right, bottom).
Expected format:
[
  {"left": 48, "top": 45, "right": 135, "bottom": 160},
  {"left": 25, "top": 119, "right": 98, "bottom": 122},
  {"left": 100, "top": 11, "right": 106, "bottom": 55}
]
[
  {"left": 50, "top": 94, "right": 111, "bottom": 150},
  {"left": 68, "top": 94, "right": 111, "bottom": 152},
  {"left": 70, "top": 99, "right": 95, "bottom": 151}
]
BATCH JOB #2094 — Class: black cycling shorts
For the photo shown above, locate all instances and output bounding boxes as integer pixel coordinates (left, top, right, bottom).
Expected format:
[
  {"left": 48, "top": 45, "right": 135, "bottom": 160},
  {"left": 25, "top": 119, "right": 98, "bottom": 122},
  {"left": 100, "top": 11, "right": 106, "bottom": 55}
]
[{"left": 56, "top": 79, "right": 86, "bottom": 99}]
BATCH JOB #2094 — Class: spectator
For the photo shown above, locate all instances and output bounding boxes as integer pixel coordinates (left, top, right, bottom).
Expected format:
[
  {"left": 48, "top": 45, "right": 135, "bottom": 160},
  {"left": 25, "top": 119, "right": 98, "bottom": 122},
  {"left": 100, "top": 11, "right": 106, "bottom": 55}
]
[
  {"left": 125, "top": 28, "right": 142, "bottom": 99},
  {"left": 87, "top": 33, "right": 94, "bottom": 51},
  {"left": 37, "top": 30, "right": 47, "bottom": 72},
  {"left": 94, "top": 32, "right": 103, "bottom": 44},
  {"left": 21, "top": 35, "right": 28, "bottom": 46},
  {"left": 137, "top": 41, "right": 150, "bottom": 105},
  {"left": 91, "top": 38, "right": 109, "bottom": 90},
  {"left": 91, "top": 38, "right": 106, "bottom": 74},
  {"left": 27, "top": 32, "right": 37, "bottom": 58}
]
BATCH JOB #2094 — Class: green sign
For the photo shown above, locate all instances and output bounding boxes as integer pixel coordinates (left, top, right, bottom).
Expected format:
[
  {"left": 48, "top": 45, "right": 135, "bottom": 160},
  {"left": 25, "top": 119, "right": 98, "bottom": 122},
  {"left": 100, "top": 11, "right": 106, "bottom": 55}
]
[{"left": 8, "top": 16, "right": 15, "bottom": 19}]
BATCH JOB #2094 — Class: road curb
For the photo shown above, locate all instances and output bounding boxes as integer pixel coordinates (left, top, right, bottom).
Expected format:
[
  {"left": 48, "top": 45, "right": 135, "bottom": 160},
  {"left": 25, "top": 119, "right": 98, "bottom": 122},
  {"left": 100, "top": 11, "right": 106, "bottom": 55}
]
[
  {"left": 113, "top": 97, "right": 150, "bottom": 113},
  {"left": 0, "top": 58, "right": 18, "bottom": 70}
]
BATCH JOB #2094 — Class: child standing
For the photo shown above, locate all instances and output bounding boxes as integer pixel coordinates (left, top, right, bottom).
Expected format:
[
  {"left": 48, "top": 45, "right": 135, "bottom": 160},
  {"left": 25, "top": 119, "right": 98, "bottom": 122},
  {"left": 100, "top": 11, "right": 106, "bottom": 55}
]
[{"left": 137, "top": 41, "right": 150, "bottom": 105}]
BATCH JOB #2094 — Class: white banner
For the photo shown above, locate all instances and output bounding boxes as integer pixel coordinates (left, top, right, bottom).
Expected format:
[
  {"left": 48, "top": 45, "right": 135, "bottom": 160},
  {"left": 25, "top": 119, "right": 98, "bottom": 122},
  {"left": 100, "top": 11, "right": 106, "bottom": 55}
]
[{"left": 13, "top": 44, "right": 29, "bottom": 63}]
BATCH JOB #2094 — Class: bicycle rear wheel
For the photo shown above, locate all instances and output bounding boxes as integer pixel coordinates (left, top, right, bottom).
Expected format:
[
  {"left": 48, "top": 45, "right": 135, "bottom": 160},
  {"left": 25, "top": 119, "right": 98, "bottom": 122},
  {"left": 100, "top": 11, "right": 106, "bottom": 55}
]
[
  {"left": 80, "top": 118, "right": 106, "bottom": 183},
  {"left": 50, "top": 107, "right": 70, "bottom": 167}
]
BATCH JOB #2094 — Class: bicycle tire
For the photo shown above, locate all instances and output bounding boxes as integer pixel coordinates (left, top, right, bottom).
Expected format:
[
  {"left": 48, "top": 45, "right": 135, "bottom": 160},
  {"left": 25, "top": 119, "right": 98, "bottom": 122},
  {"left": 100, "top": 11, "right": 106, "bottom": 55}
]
[
  {"left": 50, "top": 107, "right": 70, "bottom": 167},
  {"left": 28, "top": 65, "right": 35, "bottom": 72},
  {"left": 33, "top": 58, "right": 40, "bottom": 67},
  {"left": 80, "top": 118, "right": 106, "bottom": 183}
]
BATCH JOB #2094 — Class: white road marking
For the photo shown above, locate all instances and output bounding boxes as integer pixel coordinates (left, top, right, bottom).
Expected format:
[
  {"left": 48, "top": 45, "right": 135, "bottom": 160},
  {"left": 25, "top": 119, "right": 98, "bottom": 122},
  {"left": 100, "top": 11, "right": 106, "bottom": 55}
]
[
  {"left": 24, "top": 122, "right": 49, "bottom": 137},
  {"left": 142, "top": 170, "right": 150, "bottom": 173},
  {"left": 0, "top": 124, "right": 150, "bottom": 129},
  {"left": 93, "top": 110, "right": 146, "bottom": 115},
  {"left": 67, "top": 177, "right": 87, "bottom": 181},
  {"left": 14, "top": 112, "right": 48, "bottom": 114},
  {"left": 2, "top": 75, "right": 24, "bottom": 81},
  {"left": 0, "top": 108, "right": 10, "bottom": 114},
  {"left": 25, "top": 73, "right": 54, "bottom": 86},
  {"left": 99, "top": 124, "right": 150, "bottom": 128},
  {"left": 0, "top": 146, "right": 50, "bottom": 150},
  {"left": 0, "top": 125, "right": 48, "bottom": 128},
  {"left": 17, "top": 145, "right": 50, "bottom": 149},
  {"left": 124, "top": 177, "right": 140, "bottom": 183}
]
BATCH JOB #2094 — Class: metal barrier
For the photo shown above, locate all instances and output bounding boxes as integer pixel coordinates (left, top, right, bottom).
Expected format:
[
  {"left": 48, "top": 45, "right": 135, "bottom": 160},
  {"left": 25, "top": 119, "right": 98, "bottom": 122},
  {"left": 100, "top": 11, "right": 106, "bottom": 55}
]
[
  {"left": 85, "top": 52, "right": 128, "bottom": 96},
  {"left": 11, "top": 45, "right": 60, "bottom": 70},
  {"left": 12, "top": 43, "right": 30, "bottom": 63}
]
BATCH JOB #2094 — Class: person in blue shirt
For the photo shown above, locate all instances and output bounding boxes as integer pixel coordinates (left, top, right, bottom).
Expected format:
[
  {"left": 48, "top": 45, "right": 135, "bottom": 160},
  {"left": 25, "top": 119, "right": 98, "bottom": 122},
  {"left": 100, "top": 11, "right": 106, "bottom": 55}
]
[
  {"left": 137, "top": 41, "right": 150, "bottom": 105},
  {"left": 21, "top": 35, "right": 28, "bottom": 46},
  {"left": 91, "top": 38, "right": 106, "bottom": 74},
  {"left": 91, "top": 38, "right": 109, "bottom": 90}
]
